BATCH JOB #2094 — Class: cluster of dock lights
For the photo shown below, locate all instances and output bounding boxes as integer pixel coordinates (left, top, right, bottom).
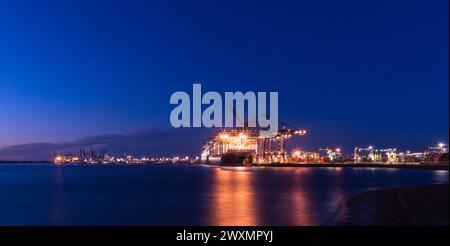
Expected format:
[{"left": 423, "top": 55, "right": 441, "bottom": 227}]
[
  {"left": 217, "top": 132, "right": 256, "bottom": 151},
  {"left": 54, "top": 140, "right": 447, "bottom": 165},
  {"left": 294, "top": 130, "right": 307, "bottom": 135},
  {"left": 293, "top": 147, "right": 341, "bottom": 156},
  {"left": 54, "top": 154, "right": 200, "bottom": 164},
  {"left": 219, "top": 132, "right": 248, "bottom": 139}
]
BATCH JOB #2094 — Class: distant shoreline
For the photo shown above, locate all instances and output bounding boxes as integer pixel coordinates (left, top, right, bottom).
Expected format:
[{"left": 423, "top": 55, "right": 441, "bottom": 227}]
[
  {"left": 0, "top": 160, "right": 51, "bottom": 164},
  {"left": 0, "top": 161, "right": 448, "bottom": 171}
]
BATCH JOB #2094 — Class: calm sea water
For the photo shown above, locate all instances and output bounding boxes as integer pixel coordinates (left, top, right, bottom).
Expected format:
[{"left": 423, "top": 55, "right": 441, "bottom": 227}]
[{"left": 0, "top": 163, "right": 447, "bottom": 226}]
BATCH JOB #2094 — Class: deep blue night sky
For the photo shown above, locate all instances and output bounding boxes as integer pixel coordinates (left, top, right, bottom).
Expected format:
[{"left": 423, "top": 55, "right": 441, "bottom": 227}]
[{"left": 0, "top": 0, "right": 448, "bottom": 160}]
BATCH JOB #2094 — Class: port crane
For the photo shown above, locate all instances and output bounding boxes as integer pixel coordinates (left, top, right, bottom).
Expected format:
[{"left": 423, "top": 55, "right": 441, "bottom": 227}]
[
  {"left": 229, "top": 105, "right": 307, "bottom": 161},
  {"left": 201, "top": 105, "right": 307, "bottom": 163}
]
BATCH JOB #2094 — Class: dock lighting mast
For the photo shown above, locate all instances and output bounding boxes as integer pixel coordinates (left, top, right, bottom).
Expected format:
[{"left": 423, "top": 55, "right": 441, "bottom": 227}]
[
  {"left": 354, "top": 146, "right": 375, "bottom": 163},
  {"left": 436, "top": 143, "right": 448, "bottom": 153}
]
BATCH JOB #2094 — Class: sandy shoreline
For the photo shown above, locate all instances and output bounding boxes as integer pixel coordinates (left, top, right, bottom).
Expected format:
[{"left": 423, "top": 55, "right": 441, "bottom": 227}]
[{"left": 338, "top": 184, "right": 449, "bottom": 226}]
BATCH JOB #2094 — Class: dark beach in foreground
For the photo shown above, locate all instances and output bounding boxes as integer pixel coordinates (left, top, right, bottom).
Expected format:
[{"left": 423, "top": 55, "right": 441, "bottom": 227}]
[{"left": 339, "top": 184, "right": 449, "bottom": 226}]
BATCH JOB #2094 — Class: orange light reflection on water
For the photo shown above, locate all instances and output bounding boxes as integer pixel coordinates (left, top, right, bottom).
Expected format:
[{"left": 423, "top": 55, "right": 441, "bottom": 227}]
[
  {"left": 208, "top": 167, "right": 258, "bottom": 225},
  {"left": 290, "top": 168, "right": 314, "bottom": 225}
]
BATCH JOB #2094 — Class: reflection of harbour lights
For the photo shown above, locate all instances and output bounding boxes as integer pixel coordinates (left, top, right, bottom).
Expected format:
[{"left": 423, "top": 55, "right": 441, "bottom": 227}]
[{"left": 209, "top": 168, "right": 257, "bottom": 225}]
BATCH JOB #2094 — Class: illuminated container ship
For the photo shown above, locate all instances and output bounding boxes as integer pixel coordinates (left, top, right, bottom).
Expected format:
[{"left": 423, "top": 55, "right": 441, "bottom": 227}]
[{"left": 201, "top": 125, "right": 307, "bottom": 166}]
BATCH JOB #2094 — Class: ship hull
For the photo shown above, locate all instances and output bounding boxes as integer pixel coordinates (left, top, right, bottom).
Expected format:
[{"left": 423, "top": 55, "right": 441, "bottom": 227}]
[
  {"left": 202, "top": 152, "right": 254, "bottom": 167},
  {"left": 220, "top": 152, "right": 254, "bottom": 167}
]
